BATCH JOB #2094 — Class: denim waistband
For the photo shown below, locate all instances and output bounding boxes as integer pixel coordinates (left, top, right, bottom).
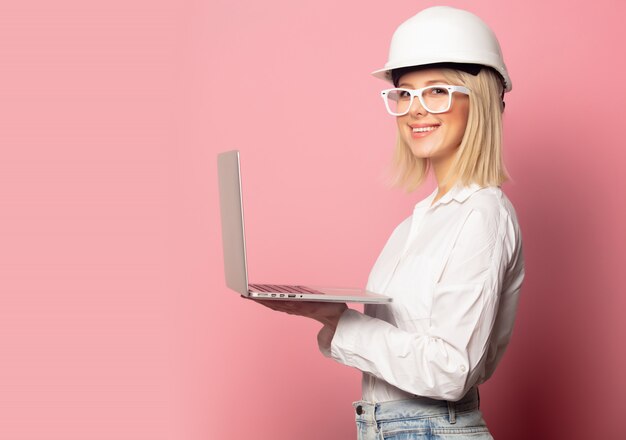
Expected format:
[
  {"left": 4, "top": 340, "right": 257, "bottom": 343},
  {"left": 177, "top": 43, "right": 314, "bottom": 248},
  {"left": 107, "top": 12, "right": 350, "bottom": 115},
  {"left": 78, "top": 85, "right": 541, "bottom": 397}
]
[{"left": 353, "top": 387, "right": 479, "bottom": 425}]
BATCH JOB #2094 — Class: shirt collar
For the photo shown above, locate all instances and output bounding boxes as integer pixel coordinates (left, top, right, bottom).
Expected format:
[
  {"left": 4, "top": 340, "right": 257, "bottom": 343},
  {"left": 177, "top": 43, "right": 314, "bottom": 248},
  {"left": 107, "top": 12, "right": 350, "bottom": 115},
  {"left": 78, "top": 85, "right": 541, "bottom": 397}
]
[{"left": 414, "top": 182, "right": 484, "bottom": 211}]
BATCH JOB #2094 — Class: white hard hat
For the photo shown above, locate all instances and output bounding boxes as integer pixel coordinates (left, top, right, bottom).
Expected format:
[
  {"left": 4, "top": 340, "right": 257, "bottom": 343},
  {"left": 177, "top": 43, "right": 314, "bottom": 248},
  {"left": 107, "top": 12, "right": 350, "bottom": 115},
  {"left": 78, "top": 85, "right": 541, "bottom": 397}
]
[{"left": 372, "top": 6, "right": 512, "bottom": 92}]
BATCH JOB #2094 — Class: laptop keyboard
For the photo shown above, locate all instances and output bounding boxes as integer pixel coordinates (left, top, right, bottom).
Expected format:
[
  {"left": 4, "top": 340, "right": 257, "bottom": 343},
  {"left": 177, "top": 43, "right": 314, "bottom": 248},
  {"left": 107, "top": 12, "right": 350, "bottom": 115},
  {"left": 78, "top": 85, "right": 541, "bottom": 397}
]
[{"left": 249, "top": 284, "right": 324, "bottom": 295}]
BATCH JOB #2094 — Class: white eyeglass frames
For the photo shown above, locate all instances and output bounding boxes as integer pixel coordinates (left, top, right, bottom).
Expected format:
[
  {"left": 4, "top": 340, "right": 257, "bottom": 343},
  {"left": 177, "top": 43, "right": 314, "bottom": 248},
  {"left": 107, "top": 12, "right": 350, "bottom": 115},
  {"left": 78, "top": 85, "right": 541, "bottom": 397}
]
[{"left": 380, "top": 85, "right": 470, "bottom": 116}]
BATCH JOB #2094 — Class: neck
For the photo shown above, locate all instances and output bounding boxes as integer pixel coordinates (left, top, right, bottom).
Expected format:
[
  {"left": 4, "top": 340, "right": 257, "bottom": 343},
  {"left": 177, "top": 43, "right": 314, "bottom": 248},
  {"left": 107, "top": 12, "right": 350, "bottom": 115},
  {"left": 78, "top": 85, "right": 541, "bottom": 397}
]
[{"left": 430, "top": 156, "right": 458, "bottom": 204}]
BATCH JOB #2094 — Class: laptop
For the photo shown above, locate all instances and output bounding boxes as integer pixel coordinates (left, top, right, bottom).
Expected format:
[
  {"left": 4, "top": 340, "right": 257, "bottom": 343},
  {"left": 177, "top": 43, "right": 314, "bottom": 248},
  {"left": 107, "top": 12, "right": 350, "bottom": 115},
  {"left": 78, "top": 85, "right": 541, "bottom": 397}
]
[{"left": 217, "top": 150, "right": 392, "bottom": 304}]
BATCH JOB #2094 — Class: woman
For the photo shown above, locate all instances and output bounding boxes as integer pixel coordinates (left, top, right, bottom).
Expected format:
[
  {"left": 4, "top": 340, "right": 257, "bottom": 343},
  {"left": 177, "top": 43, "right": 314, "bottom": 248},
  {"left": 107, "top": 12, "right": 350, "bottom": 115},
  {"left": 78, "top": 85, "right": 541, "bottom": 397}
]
[{"left": 256, "top": 6, "right": 524, "bottom": 439}]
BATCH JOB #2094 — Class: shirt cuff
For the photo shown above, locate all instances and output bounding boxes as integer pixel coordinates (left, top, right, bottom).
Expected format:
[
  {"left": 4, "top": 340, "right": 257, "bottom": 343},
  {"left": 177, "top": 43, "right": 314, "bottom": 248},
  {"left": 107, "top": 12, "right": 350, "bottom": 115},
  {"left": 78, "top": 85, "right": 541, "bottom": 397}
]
[
  {"left": 317, "top": 324, "right": 334, "bottom": 358},
  {"left": 329, "top": 308, "right": 369, "bottom": 365}
]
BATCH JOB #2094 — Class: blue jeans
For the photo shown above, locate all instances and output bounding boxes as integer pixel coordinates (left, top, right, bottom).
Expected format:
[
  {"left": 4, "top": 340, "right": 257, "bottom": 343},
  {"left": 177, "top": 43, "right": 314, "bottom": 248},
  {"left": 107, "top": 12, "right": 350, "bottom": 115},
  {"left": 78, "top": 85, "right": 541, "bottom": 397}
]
[{"left": 353, "top": 387, "right": 493, "bottom": 440}]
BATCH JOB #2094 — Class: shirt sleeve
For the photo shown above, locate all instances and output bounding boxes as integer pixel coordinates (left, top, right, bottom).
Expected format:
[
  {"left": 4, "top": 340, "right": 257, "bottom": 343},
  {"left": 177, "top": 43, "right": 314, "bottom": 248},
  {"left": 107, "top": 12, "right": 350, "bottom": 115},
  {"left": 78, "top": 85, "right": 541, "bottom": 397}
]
[{"left": 326, "top": 206, "right": 521, "bottom": 401}]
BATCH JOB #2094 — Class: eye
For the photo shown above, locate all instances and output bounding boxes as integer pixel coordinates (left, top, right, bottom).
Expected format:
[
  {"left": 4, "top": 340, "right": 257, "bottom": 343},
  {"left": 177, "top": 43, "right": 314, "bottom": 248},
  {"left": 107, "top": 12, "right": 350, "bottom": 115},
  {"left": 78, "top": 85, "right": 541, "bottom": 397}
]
[
  {"left": 398, "top": 89, "right": 411, "bottom": 99},
  {"left": 428, "top": 87, "right": 448, "bottom": 95}
]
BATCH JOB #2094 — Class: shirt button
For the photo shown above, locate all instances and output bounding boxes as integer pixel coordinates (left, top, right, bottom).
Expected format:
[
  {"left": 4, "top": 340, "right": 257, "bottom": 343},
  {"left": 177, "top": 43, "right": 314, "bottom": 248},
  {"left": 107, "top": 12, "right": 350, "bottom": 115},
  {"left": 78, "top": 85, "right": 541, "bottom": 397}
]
[
  {"left": 356, "top": 405, "right": 363, "bottom": 415},
  {"left": 460, "top": 365, "right": 467, "bottom": 372}
]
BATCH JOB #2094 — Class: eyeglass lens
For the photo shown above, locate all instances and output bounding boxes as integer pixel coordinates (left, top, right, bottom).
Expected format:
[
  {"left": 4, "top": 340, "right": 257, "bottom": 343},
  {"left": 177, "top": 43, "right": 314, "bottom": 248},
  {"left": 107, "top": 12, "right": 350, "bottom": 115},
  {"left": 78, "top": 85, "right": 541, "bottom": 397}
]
[{"left": 386, "top": 87, "right": 451, "bottom": 115}]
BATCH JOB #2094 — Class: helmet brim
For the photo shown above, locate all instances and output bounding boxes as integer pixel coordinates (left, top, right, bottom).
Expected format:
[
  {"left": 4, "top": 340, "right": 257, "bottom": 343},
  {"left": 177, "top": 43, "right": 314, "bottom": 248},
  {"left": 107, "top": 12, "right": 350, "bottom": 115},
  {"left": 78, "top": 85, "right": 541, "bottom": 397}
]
[{"left": 371, "top": 58, "right": 512, "bottom": 92}]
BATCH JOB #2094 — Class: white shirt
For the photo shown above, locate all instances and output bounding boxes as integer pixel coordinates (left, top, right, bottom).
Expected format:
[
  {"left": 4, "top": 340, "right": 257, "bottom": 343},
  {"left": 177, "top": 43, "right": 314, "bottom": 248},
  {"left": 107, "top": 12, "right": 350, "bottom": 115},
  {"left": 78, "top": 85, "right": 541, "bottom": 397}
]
[{"left": 319, "top": 183, "right": 524, "bottom": 402}]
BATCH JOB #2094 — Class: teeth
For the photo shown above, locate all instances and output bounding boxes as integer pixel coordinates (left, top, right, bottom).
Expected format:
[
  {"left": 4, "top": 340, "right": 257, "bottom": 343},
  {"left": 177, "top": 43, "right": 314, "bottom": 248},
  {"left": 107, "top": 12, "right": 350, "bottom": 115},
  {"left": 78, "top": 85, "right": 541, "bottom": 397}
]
[{"left": 412, "top": 126, "right": 439, "bottom": 133}]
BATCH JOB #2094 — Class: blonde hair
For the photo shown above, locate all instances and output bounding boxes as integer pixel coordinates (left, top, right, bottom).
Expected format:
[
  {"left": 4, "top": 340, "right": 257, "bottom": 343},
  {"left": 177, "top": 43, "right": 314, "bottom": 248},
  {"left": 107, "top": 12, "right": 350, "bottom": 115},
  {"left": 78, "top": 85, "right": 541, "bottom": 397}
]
[{"left": 389, "top": 67, "right": 509, "bottom": 192}]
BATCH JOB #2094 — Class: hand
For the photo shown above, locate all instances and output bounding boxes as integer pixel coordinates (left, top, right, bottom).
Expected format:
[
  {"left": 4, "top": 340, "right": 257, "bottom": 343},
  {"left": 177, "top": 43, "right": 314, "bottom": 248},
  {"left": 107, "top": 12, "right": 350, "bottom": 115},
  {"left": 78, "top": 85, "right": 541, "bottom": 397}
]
[{"left": 248, "top": 298, "right": 348, "bottom": 331}]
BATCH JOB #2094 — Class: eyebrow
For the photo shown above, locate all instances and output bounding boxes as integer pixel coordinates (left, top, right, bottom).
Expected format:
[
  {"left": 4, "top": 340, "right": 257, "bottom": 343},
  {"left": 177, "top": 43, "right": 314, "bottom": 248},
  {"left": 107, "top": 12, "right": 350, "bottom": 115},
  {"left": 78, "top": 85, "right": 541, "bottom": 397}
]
[{"left": 398, "top": 79, "right": 449, "bottom": 88}]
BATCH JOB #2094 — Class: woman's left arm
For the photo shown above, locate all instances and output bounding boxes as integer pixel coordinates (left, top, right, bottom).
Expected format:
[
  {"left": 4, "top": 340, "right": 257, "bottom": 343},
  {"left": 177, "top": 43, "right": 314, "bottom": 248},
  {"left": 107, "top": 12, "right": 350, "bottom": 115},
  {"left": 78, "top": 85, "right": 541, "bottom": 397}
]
[
  {"left": 326, "top": 204, "right": 524, "bottom": 400},
  {"left": 251, "top": 299, "right": 348, "bottom": 331}
]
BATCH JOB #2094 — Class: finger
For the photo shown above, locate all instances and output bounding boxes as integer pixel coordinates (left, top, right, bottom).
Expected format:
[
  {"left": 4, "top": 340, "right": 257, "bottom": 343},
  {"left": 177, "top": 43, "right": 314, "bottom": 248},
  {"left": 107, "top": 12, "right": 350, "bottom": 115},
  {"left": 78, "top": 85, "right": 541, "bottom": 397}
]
[{"left": 251, "top": 299, "right": 296, "bottom": 313}]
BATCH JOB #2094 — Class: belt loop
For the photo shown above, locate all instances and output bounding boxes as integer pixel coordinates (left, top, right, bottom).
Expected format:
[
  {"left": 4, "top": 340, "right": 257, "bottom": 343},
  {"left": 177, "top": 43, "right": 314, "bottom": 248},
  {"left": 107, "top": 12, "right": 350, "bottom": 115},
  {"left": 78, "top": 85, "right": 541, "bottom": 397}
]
[{"left": 447, "top": 400, "right": 456, "bottom": 424}]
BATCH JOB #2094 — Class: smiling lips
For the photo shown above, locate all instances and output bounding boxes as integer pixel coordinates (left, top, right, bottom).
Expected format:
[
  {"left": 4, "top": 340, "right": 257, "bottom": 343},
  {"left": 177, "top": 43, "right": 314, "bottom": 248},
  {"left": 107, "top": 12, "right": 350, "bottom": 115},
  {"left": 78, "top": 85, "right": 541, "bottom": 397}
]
[{"left": 410, "top": 123, "right": 440, "bottom": 137}]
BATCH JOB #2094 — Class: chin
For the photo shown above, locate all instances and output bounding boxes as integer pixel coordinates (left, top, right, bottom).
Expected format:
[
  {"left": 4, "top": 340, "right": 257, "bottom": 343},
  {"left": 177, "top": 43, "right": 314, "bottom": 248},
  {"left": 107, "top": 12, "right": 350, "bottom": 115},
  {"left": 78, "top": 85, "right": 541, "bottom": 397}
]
[{"left": 408, "top": 143, "right": 438, "bottom": 159}]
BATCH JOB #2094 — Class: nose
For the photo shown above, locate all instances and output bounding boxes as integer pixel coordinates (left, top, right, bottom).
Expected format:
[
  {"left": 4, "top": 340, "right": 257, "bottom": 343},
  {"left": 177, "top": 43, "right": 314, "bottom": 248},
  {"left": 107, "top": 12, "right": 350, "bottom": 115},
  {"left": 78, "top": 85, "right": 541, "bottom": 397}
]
[{"left": 408, "top": 96, "right": 427, "bottom": 117}]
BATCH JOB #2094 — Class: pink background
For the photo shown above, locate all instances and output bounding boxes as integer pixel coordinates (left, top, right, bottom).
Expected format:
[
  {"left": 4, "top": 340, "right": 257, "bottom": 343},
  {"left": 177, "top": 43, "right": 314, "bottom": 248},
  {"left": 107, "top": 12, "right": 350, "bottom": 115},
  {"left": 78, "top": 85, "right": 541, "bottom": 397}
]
[{"left": 1, "top": 0, "right": 625, "bottom": 438}]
